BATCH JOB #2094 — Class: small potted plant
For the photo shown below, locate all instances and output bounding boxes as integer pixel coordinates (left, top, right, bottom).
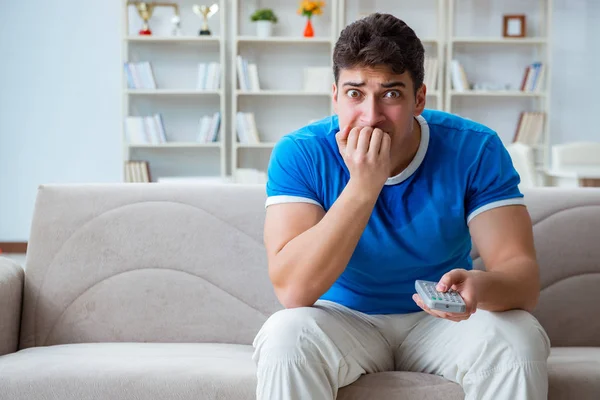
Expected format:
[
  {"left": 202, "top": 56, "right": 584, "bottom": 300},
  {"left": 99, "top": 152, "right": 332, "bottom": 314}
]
[{"left": 251, "top": 8, "right": 278, "bottom": 38}]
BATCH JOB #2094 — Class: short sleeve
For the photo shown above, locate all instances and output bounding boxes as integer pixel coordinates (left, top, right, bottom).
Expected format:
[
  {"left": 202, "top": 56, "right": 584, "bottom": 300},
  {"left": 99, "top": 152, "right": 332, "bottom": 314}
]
[
  {"left": 265, "top": 136, "right": 322, "bottom": 208},
  {"left": 465, "top": 133, "right": 524, "bottom": 224}
]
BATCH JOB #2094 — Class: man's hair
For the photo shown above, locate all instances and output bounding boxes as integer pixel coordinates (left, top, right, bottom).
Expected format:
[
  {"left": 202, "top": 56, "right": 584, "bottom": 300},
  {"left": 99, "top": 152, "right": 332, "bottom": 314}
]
[{"left": 333, "top": 13, "right": 425, "bottom": 95}]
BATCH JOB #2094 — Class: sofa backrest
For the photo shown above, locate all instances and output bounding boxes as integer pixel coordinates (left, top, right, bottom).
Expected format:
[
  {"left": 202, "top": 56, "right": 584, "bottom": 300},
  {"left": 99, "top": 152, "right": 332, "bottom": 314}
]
[
  {"left": 20, "top": 184, "right": 600, "bottom": 349},
  {"left": 20, "top": 183, "right": 281, "bottom": 349}
]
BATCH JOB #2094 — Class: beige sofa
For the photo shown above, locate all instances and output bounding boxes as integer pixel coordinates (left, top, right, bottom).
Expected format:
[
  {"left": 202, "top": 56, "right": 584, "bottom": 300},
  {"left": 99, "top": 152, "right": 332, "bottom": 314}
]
[{"left": 1, "top": 183, "right": 599, "bottom": 399}]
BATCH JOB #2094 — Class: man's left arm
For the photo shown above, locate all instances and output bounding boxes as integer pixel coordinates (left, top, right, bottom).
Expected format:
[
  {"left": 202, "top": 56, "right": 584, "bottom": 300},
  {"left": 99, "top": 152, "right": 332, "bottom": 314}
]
[
  {"left": 413, "top": 203, "right": 540, "bottom": 320},
  {"left": 413, "top": 133, "right": 540, "bottom": 319},
  {"left": 449, "top": 204, "right": 540, "bottom": 313}
]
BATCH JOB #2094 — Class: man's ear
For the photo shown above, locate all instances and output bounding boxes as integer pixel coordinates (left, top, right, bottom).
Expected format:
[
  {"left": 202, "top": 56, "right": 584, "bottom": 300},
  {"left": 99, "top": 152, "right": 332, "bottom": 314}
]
[
  {"left": 414, "top": 84, "right": 426, "bottom": 116},
  {"left": 332, "top": 83, "right": 338, "bottom": 114}
]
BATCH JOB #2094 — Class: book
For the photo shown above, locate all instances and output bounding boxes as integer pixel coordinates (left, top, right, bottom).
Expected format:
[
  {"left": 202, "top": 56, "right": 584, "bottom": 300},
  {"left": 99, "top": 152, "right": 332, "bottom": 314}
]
[
  {"left": 125, "top": 114, "right": 167, "bottom": 144},
  {"left": 124, "top": 160, "right": 151, "bottom": 183},
  {"left": 513, "top": 111, "right": 545, "bottom": 145},
  {"left": 124, "top": 62, "right": 157, "bottom": 89}
]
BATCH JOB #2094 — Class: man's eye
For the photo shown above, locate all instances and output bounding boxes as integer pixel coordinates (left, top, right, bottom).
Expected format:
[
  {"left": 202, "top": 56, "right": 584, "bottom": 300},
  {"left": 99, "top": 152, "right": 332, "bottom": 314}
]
[
  {"left": 385, "top": 90, "right": 400, "bottom": 98},
  {"left": 347, "top": 89, "right": 360, "bottom": 98}
]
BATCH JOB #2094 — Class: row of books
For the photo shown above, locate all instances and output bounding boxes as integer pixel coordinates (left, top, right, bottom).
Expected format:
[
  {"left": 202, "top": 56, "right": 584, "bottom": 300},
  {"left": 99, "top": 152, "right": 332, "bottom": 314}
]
[
  {"left": 197, "top": 112, "right": 221, "bottom": 143},
  {"left": 519, "top": 62, "right": 545, "bottom": 92},
  {"left": 451, "top": 59, "right": 546, "bottom": 92},
  {"left": 450, "top": 60, "right": 470, "bottom": 91},
  {"left": 125, "top": 61, "right": 221, "bottom": 90},
  {"left": 235, "top": 112, "right": 261, "bottom": 144},
  {"left": 124, "top": 160, "right": 151, "bottom": 183},
  {"left": 236, "top": 55, "right": 261, "bottom": 91},
  {"left": 196, "top": 62, "right": 221, "bottom": 90},
  {"left": 513, "top": 111, "right": 545, "bottom": 145},
  {"left": 124, "top": 62, "right": 157, "bottom": 89},
  {"left": 125, "top": 114, "right": 167, "bottom": 145}
]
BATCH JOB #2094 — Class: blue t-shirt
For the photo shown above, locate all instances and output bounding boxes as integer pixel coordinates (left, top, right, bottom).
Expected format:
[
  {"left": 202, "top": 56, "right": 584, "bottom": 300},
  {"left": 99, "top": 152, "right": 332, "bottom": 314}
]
[{"left": 265, "top": 109, "right": 523, "bottom": 315}]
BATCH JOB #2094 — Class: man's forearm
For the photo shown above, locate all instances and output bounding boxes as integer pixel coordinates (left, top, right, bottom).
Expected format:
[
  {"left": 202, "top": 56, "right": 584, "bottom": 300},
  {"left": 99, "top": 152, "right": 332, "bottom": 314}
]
[
  {"left": 469, "top": 257, "right": 540, "bottom": 312},
  {"left": 272, "top": 179, "right": 379, "bottom": 308}
]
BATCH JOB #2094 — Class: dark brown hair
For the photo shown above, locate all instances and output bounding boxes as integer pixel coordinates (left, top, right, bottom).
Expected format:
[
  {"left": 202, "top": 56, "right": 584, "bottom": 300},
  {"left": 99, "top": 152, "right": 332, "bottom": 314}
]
[{"left": 333, "top": 13, "right": 425, "bottom": 95}]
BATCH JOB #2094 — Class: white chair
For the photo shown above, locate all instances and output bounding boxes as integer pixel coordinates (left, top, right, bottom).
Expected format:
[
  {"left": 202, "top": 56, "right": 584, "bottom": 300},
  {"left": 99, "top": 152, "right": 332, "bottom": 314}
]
[
  {"left": 549, "top": 142, "right": 600, "bottom": 187},
  {"left": 506, "top": 142, "right": 537, "bottom": 188},
  {"left": 552, "top": 142, "right": 600, "bottom": 169}
]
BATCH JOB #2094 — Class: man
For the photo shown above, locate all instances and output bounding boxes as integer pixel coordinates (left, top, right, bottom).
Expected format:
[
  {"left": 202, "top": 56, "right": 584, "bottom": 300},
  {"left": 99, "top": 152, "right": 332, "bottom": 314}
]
[{"left": 253, "top": 13, "right": 550, "bottom": 400}]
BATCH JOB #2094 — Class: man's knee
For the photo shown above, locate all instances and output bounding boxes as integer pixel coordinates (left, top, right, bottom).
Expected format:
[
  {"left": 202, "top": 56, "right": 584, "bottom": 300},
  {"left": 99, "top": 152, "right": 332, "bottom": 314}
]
[
  {"left": 471, "top": 310, "right": 551, "bottom": 363},
  {"left": 252, "top": 306, "right": 332, "bottom": 363}
]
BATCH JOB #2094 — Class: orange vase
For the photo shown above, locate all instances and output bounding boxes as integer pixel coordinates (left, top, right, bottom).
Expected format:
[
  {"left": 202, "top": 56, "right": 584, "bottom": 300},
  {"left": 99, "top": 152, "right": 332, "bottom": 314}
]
[{"left": 304, "top": 18, "right": 314, "bottom": 37}]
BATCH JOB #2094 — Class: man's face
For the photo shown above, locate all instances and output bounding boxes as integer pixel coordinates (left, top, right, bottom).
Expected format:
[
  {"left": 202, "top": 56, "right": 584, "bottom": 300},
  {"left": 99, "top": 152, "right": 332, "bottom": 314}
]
[{"left": 332, "top": 65, "right": 426, "bottom": 140}]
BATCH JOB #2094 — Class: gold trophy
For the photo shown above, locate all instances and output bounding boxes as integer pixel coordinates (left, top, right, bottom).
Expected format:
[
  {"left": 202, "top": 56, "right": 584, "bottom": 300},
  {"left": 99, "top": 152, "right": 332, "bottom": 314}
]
[
  {"left": 193, "top": 4, "right": 219, "bottom": 36},
  {"left": 128, "top": 1, "right": 180, "bottom": 36}
]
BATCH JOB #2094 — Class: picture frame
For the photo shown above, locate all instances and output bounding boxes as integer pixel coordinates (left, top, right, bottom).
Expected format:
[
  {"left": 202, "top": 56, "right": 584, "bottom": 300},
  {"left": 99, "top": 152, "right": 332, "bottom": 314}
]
[{"left": 503, "top": 14, "right": 526, "bottom": 38}]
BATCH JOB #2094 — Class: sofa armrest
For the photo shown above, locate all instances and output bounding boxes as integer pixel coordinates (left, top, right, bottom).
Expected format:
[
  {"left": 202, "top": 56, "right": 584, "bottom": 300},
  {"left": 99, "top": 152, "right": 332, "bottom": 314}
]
[{"left": 0, "top": 256, "right": 24, "bottom": 356}]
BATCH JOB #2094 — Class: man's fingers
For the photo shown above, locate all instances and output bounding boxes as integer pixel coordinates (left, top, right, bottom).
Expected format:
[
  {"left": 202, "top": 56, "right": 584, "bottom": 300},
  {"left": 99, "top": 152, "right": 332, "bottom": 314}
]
[
  {"left": 436, "top": 273, "right": 454, "bottom": 292},
  {"left": 462, "top": 294, "right": 477, "bottom": 314},
  {"left": 380, "top": 131, "right": 391, "bottom": 157},
  {"left": 368, "top": 128, "right": 384, "bottom": 156},
  {"left": 413, "top": 294, "right": 471, "bottom": 322},
  {"left": 336, "top": 126, "right": 351, "bottom": 152},
  {"left": 437, "top": 269, "right": 466, "bottom": 292},
  {"left": 347, "top": 127, "right": 359, "bottom": 152},
  {"left": 356, "top": 127, "right": 373, "bottom": 154},
  {"left": 336, "top": 125, "right": 352, "bottom": 142}
]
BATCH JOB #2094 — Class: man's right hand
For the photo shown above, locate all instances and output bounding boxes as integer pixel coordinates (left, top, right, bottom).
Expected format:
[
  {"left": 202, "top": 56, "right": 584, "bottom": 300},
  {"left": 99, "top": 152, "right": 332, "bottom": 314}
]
[
  {"left": 336, "top": 126, "right": 392, "bottom": 194},
  {"left": 266, "top": 125, "right": 391, "bottom": 308}
]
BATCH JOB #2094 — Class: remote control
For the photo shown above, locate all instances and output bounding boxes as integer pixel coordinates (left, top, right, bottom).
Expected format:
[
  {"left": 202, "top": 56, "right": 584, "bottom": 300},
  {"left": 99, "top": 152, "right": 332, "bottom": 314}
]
[{"left": 415, "top": 280, "right": 467, "bottom": 313}]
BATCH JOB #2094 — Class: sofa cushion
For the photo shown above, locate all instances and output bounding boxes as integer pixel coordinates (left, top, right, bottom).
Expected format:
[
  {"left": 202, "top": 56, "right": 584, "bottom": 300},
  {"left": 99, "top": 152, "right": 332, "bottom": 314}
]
[
  {"left": 0, "top": 343, "right": 257, "bottom": 400},
  {"left": 549, "top": 347, "right": 600, "bottom": 400},
  {"left": 337, "top": 371, "right": 464, "bottom": 400},
  {"left": 0, "top": 343, "right": 597, "bottom": 399}
]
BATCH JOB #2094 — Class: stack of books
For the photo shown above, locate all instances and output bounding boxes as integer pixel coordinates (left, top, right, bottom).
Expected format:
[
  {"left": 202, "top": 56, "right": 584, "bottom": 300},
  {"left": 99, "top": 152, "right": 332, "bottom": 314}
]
[{"left": 124, "top": 62, "right": 157, "bottom": 89}]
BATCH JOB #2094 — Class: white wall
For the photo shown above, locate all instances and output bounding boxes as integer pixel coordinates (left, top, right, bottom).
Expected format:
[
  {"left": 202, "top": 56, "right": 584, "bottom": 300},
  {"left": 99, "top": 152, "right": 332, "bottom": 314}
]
[
  {"left": 0, "top": 0, "right": 123, "bottom": 240},
  {"left": 1, "top": 0, "right": 599, "bottom": 241},
  {"left": 550, "top": 0, "right": 600, "bottom": 144}
]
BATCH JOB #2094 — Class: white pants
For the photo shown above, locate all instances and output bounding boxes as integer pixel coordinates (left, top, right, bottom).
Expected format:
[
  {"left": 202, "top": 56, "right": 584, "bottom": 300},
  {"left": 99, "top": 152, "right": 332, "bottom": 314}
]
[{"left": 252, "top": 300, "right": 551, "bottom": 400}]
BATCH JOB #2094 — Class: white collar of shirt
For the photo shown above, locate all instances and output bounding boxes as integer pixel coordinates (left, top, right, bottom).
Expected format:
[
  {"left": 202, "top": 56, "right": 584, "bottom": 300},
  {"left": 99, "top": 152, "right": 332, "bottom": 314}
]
[{"left": 385, "top": 115, "right": 430, "bottom": 186}]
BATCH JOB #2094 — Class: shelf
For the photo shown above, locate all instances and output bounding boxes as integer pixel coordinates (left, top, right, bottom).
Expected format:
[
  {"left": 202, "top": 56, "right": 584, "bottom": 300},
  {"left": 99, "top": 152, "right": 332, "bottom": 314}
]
[
  {"left": 236, "top": 143, "right": 276, "bottom": 149},
  {"left": 126, "top": 90, "right": 222, "bottom": 96},
  {"left": 128, "top": 143, "right": 222, "bottom": 148},
  {"left": 125, "top": 36, "right": 221, "bottom": 43},
  {"left": 236, "top": 90, "right": 331, "bottom": 96},
  {"left": 236, "top": 36, "right": 332, "bottom": 44},
  {"left": 421, "top": 38, "right": 442, "bottom": 45},
  {"left": 451, "top": 37, "right": 547, "bottom": 45},
  {"left": 238, "top": 89, "right": 440, "bottom": 99},
  {"left": 450, "top": 90, "right": 546, "bottom": 97}
]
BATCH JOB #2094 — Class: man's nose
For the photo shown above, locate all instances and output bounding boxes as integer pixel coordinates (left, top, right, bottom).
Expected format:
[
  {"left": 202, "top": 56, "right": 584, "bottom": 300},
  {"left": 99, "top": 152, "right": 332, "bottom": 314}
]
[{"left": 359, "top": 98, "right": 385, "bottom": 127}]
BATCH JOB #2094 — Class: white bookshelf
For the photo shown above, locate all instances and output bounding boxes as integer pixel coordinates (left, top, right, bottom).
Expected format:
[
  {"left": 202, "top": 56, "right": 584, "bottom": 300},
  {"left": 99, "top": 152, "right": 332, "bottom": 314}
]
[
  {"left": 130, "top": 142, "right": 222, "bottom": 148},
  {"left": 451, "top": 37, "right": 548, "bottom": 45},
  {"left": 338, "top": 0, "right": 446, "bottom": 111},
  {"left": 122, "top": 0, "right": 227, "bottom": 182},
  {"left": 126, "top": 89, "right": 223, "bottom": 95},
  {"left": 230, "top": 0, "right": 339, "bottom": 180},
  {"left": 236, "top": 90, "right": 332, "bottom": 96},
  {"left": 450, "top": 90, "right": 547, "bottom": 97},
  {"left": 118, "top": 0, "right": 555, "bottom": 186},
  {"left": 236, "top": 36, "right": 333, "bottom": 44},
  {"left": 126, "top": 36, "right": 222, "bottom": 43},
  {"left": 445, "top": 0, "right": 553, "bottom": 184}
]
